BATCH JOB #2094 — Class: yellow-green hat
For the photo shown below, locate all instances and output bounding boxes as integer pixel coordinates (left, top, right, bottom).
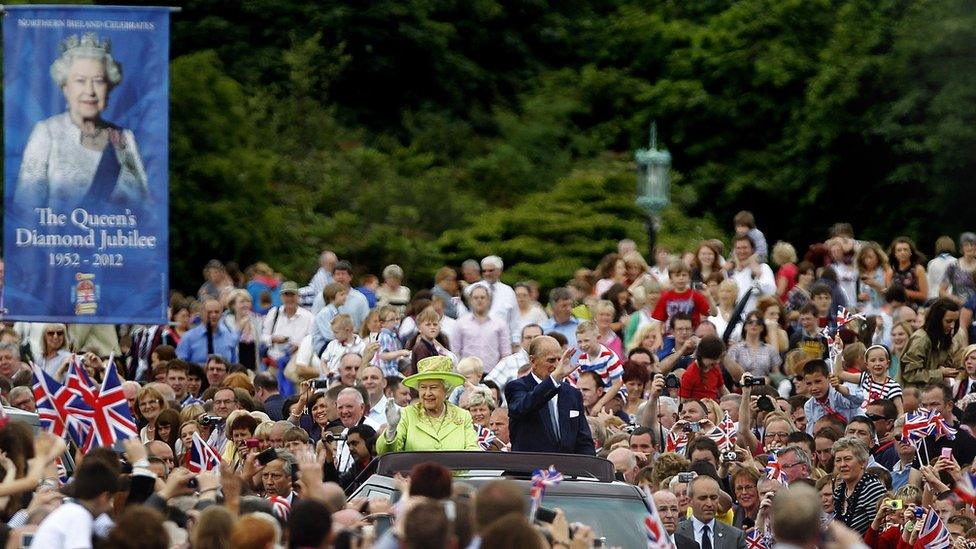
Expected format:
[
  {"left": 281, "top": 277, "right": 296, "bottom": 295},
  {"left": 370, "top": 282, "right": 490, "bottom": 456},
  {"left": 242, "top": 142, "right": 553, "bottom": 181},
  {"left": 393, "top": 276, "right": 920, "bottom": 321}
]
[{"left": 403, "top": 356, "right": 465, "bottom": 390}]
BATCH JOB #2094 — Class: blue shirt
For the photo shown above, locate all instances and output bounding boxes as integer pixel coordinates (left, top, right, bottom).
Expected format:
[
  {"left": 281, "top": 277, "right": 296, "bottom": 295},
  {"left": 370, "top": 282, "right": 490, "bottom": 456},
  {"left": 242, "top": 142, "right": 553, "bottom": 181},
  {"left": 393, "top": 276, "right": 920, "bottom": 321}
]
[
  {"left": 804, "top": 386, "right": 864, "bottom": 435},
  {"left": 541, "top": 316, "right": 580, "bottom": 347},
  {"left": 176, "top": 322, "right": 239, "bottom": 364},
  {"left": 311, "top": 304, "right": 340, "bottom": 355}
]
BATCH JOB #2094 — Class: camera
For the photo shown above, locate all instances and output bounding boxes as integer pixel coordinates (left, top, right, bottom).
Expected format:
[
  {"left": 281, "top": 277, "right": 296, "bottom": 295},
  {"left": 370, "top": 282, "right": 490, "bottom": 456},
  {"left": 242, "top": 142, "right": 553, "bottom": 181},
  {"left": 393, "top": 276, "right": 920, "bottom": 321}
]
[
  {"left": 199, "top": 415, "right": 223, "bottom": 426},
  {"left": 325, "top": 432, "right": 347, "bottom": 443},
  {"left": 664, "top": 373, "right": 680, "bottom": 389},
  {"left": 677, "top": 472, "right": 696, "bottom": 483},
  {"left": 883, "top": 498, "right": 903, "bottom": 510},
  {"left": 682, "top": 422, "right": 701, "bottom": 433},
  {"left": 722, "top": 451, "right": 739, "bottom": 462},
  {"left": 312, "top": 379, "right": 330, "bottom": 390},
  {"left": 757, "top": 396, "right": 776, "bottom": 412},
  {"left": 743, "top": 376, "right": 765, "bottom": 387}
]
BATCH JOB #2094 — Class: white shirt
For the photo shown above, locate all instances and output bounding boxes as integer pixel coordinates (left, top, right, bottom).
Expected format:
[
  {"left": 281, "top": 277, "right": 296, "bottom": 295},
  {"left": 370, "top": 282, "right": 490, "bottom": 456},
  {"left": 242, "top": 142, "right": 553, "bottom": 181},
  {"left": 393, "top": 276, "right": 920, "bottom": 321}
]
[
  {"left": 32, "top": 500, "right": 95, "bottom": 549},
  {"left": 320, "top": 335, "right": 367, "bottom": 377},
  {"left": 729, "top": 263, "right": 776, "bottom": 315},
  {"left": 366, "top": 394, "right": 392, "bottom": 427},
  {"left": 927, "top": 254, "right": 957, "bottom": 300},
  {"left": 335, "top": 416, "right": 381, "bottom": 474},
  {"left": 691, "top": 516, "right": 717, "bottom": 549},
  {"left": 261, "top": 306, "right": 314, "bottom": 360},
  {"left": 486, "top": 348, "right": 529, "bottom": 391}
]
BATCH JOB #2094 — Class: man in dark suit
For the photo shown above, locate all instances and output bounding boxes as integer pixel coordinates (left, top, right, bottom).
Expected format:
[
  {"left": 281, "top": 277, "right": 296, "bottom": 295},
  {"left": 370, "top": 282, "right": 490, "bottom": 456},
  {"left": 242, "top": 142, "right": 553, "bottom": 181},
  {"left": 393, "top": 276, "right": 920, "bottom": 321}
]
[
  {"left": 653, "top": 490, "right": 700, "bottom": 549},
  {"left": 254, "top": 372, "right": 287, "bottom": 421},
  {"left": 506, "top": 336, "right": 595, "bottom": 455},
  {"left": 675, "top": 476, "right": 746, "bottom": 549}
]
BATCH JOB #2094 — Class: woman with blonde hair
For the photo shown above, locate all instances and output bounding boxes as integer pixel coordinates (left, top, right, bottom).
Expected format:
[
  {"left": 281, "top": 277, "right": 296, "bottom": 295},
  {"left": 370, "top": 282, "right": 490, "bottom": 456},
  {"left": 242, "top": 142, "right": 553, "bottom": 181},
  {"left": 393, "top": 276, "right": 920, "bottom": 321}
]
[
  {"left": 592, "top": 299, "right": 624, "bottom": 358},
  {"left": 627, "top": 323, "right": 661, "bottom": 356},
  {"left": 223, "top": 289, "right": 263, "bottom": 370},
  {"left": 707, "top": 279, "right": 740, "bottom": 340},
  {"left": 952, "top": 344, "right": 976, "bottom": 400},
  {"left": 36, "top": 323, "right": 71, "bottom": 379},
  {"left": 623, "top": 278, "right": 662, "bottom": 347},
  {"left": 855, "top": 242, "right": 892, "bottom": 316}
]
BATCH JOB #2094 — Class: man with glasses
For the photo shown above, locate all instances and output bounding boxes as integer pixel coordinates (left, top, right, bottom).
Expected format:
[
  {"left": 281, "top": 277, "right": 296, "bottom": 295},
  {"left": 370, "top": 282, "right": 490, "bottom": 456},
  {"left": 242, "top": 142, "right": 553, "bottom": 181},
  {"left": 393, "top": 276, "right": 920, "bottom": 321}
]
[
  {"left": 761, "top": 417, "right": 794, "bottom": 453},
  {"left": 776, "top": 446, "right": 813, "bottom": 484},
  {"left": 205, "top": 355, "right": 230, "bottom": 388},
  {"left": 866, "top": 399, "right": 899, "bottom": 469},
  {"left": 8, "top": 386, "right": 34, "bottom": 413},
  {"left": 145, "top": 440, "right": 174, "bottom": 480},
  {"left": 208, "top": 387, "right": 240, "bottom": 452}
]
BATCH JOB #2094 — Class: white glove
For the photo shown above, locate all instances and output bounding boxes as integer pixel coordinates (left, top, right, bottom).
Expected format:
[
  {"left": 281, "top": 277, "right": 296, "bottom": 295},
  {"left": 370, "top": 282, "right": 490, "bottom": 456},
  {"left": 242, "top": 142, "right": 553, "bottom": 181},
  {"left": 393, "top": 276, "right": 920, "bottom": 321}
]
[{"left": 385, "top": 400, "right": 401, "bottom": 442}]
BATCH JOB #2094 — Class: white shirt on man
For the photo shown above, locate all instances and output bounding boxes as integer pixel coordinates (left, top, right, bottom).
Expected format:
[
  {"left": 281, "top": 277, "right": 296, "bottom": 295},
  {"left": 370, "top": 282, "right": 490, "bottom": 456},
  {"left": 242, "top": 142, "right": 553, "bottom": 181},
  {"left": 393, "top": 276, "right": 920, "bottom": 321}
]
[
  {"left": 32, "top": 500, "right": 95, "bottom": 549},
  {"left": 728, "top": 263, "right": 776, "bottom": 315},
  {"left": 261, "top": 306, "right": 314, "bottom": 360},
  {"left": 691, "top": 516, "right": 717, "bottom": 549}
]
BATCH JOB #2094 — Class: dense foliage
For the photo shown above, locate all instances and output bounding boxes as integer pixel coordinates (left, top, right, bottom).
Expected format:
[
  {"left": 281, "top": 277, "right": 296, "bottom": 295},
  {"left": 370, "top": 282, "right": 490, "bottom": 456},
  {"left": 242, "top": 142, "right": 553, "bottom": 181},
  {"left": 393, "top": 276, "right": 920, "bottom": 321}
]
[{"left": 102, "top": 0, "right": 976, "bottom": 290}]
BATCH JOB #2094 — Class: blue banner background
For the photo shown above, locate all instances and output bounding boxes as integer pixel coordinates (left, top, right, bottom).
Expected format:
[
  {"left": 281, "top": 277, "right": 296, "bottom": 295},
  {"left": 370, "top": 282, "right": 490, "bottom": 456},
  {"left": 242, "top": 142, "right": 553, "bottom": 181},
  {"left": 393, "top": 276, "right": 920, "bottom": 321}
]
[{"left": 3, "top": 6, "right": 169, "bottom": 323}]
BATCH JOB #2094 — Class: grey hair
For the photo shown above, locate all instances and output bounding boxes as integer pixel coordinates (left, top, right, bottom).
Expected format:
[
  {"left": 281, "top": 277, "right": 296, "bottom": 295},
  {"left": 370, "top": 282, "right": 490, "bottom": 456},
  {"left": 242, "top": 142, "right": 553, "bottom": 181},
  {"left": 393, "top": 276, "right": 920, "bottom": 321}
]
[
  {"left": 481, "top": 255, "right": 504, "bottom": 270},
  {"left": 337, "top": 387, "right": 364, "bottom": 405},
  {"left": 273, "top": 449, "right": 298, "bottom": 477},
  {"left": 549, "top": 287, "right": 573, "bottom": 303},
  {"left": 779, "top": 446, "right": 812, "bottom": 469},
  {"left": 0, "top": 343, "right": 20, "bottom": 360},
  {"left": 658, "top": 396, "right": 678, "bottom": 415},
  {"left": 831, "top": 435, "right": 870, "bottom": 464},
  {"left": 7, "top": 386, "right": 32, "bottom": 403},
  {"left": 463, "top": 386, "right": 496, "bottom": 411},
  {"left": 49, "top": 39, "right": 122, "bottom": 88},
  {"left": 461, "top": 259, "right": 481, "bottom": 271}
]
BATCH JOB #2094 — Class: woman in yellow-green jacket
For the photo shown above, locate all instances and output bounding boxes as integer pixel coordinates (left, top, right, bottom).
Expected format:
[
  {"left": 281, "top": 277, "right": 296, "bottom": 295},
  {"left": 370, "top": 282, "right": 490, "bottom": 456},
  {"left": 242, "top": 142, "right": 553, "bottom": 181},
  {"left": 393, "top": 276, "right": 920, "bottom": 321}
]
[{"left": 377, "top": 356, "right": 482, "bottom": 453}]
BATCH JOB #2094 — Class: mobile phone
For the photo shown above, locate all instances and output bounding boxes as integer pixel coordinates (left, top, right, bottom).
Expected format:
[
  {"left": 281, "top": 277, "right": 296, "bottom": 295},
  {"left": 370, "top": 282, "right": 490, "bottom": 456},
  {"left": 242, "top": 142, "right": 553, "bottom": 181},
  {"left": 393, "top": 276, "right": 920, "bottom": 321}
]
[
  {"left": 941, "top": 447, "right": 953, "bottom": 461},
  {"left": 536, "top": 506, "right": 557, "bottom": 524},
  {"left": 677, "top": 472, "right": 696, "bottom": 483},
  {"left": 245, "top": 438, "right": 260, "bottom": 449},
  {"left": 370, "top": 514, "right": 394, "bottom": 537},
  {"left": 256, "top": 448, "right": 278, "bottom": 466}
]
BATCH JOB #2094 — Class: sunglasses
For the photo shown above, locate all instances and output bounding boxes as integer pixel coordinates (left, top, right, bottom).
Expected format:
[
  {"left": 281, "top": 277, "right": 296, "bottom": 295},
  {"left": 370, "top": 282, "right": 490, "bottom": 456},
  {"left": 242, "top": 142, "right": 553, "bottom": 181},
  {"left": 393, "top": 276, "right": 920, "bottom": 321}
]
[
  {"left": 866, "top": 414, "right": 891, "bottom": 422},
  {"left": 46, "top": 331, "right": 65, "bottom": 336},
  {"left": 745, "top": 319, "right": 763, "bottom": 326}
]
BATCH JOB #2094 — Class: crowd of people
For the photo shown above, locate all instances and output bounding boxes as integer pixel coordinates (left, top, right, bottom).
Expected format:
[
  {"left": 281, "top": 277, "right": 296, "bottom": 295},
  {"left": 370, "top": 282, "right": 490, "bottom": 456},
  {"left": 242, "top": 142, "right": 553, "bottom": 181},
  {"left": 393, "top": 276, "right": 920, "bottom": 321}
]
[{"left": 2, "top": 212, "right": 976, "bottom": 547}]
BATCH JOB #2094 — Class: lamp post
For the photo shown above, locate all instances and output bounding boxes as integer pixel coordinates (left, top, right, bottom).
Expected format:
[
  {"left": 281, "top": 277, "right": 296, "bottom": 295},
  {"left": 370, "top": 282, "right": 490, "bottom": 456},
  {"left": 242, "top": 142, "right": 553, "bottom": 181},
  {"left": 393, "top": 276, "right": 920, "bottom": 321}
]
[{"left": 634, "top": 121, "right": 671, "bottom": 260}]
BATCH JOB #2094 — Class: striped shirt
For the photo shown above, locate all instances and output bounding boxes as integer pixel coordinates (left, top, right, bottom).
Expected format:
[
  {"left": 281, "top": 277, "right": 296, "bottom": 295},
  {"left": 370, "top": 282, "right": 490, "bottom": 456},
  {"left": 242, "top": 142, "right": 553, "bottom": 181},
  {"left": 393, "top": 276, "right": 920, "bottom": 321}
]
[
  {"left": 858, "top": 372, "right": 903, "bottom": 407},
  {"left": 569, "top": 345, "right": 623, "bottom": 388},
  {"left": 834, "top": 473, "right": 886, "bottom": 534}
]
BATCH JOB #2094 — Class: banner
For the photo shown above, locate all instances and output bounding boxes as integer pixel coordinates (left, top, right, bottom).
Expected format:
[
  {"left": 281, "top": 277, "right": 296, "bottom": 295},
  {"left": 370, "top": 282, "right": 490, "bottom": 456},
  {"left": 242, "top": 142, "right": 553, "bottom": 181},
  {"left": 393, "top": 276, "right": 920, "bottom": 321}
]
[{"left": 3, "top": 5, "right": 169, "bottom": 324}]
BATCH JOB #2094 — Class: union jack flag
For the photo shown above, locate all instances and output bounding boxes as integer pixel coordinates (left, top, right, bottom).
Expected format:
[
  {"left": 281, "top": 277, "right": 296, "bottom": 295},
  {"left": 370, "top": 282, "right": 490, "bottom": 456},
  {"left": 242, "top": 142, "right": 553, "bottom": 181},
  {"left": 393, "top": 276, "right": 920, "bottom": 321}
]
[
  {"left": 268, "top": 495, "right": 291, "bottom": 521},
  {"left": 765, "top": 453, "right": 788, "bottom": 485},
  {"left": 928, "top": 410, "right": 957, "bottom": 441},
  {"left": 31, "top": 363, "right": 93, "bottom": 447},
  {"left": 82, "top": 362, "right": 138, "bottom": 451},
  {"left": 187, "top": 431, "right": 221, "bottom": 473},
  {"left": 529, "top": 466, "right": 563, "bottom": 518},
  {"left": 475, "top": 424, "right": 497, "bottom": 450},
  {"left": 954, "top": 471, "right": 976, "bottom": 505},
  {"left": 903, "top": 408, "right": 936, "bottom": 443},
  {"left": 746, "top": 529, "right": 769, "bottom": 549},
  {"left": 916, "top": 507, "right": 953, "bottom": 549},
  {"left": 705, "top": 425, "right": 731, "bottom": 452},
  {"left": 643, "top": 486, "right": 675, "bottom": 549},
  {"left": 834, "top": 307, "right": 865, "bottom": 329},
  {"left": 665, "top": 430, "right": 688, "bottom": 455}
]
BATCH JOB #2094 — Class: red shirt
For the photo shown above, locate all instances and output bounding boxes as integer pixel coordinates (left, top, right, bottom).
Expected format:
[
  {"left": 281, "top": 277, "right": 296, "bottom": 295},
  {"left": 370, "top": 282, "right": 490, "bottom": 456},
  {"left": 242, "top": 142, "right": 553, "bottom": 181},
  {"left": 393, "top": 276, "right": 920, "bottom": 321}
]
[
  {"left": 776, "top": 263, "right": 799, "bottom": 303},
  {"left": 652, "top": 288, "right": 711, "bottom": 327},
  {"left": 678, "top": 360, "right": 724, "bottom": 400}
]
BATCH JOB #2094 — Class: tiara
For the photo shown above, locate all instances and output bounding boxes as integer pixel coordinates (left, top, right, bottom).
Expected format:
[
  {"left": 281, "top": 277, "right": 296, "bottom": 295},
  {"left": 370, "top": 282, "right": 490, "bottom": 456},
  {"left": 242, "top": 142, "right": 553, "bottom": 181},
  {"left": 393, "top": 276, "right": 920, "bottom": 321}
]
[{"left": 59, "top": 33, "right": 111, "bottom": 55}]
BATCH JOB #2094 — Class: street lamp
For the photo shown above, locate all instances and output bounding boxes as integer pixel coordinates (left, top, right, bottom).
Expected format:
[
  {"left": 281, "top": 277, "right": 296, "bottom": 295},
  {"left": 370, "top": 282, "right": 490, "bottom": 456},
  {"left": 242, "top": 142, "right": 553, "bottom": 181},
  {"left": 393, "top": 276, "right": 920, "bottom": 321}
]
[{"left": 634, "top": 121, "right": 671, "bottom": 260}]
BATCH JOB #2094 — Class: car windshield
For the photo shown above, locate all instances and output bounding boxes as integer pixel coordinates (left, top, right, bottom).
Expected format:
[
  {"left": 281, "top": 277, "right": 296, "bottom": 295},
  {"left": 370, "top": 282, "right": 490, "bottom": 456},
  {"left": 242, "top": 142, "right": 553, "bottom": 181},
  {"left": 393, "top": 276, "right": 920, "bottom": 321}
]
[{"left": 541, "top": 494, "right": 649, "bottom": 549}]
